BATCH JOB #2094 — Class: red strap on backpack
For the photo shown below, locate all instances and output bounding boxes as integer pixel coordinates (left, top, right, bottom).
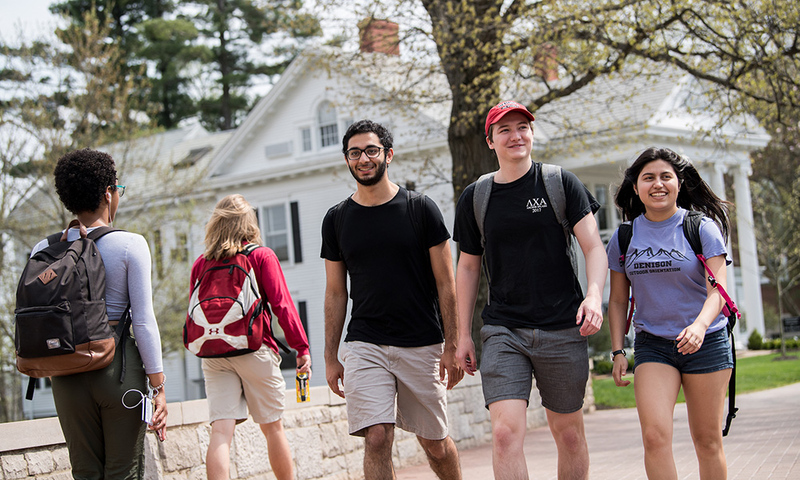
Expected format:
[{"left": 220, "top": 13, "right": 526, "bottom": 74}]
[{"left": 697, "top": 254, "right": 741, "bottom": 321}]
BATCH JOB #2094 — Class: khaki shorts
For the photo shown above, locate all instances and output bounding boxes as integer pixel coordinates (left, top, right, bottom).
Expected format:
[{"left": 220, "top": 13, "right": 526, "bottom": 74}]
[
  {"left": 342, "top": 341, "right": 448, "bottom": 440},
  {"left": 202, "top": 345, "right": 286, "bottom": 424}
]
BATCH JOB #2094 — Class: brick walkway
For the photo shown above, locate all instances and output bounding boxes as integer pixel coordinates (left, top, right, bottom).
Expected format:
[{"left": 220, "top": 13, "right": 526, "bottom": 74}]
[{"left": 397, "top": 381, "right": 800, "bottom": 479}]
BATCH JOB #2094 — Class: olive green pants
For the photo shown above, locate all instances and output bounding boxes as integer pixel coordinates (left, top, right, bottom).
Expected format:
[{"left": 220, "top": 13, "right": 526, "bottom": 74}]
[{"left": 51, "top": 338, "right": 147, "bottom": 480}]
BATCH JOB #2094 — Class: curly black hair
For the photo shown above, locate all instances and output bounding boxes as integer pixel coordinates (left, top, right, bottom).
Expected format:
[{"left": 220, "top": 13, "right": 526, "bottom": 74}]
[
  {"left": 53, "top": 148, "right": 118, "bottom": 214},
  {"left": 341, "top": 119, "right": 393, "bottom": 154}
]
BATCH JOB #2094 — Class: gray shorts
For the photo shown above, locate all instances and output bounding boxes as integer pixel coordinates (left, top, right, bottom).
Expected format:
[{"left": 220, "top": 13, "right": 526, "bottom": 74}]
[
  {"left": 480, "top": 324, "right": 588, "bottom": 414},
  {"left": 342, "top": 341, "right": 448, "bottom": 440}
]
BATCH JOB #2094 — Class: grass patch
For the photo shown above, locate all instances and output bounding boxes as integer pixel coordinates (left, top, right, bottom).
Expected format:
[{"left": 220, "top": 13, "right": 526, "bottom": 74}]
[{"left": 592, "top": 353, "right": 800, "bottom": 409}]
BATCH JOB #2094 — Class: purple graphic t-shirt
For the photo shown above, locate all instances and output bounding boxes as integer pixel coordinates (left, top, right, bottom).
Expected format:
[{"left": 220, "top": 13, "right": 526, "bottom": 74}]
[{"left": 607, "top": 208, "right": 728, "bottom": 339}]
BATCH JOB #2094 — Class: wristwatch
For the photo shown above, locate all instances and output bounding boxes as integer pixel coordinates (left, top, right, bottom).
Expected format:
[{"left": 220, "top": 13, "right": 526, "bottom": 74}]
[{"left": 611, "top": 349, "right": 626, "bottom": 360}]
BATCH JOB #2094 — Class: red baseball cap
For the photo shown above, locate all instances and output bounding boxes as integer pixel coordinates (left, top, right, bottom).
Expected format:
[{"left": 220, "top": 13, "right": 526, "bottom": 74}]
[{"left": 485, "top": 101, "right": 535, "bottom": 136}]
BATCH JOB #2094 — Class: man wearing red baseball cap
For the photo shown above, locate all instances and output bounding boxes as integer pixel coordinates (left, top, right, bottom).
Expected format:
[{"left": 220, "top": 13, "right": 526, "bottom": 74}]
[{"left": 452, "top": 101, "right": 608, "bottom": 479}]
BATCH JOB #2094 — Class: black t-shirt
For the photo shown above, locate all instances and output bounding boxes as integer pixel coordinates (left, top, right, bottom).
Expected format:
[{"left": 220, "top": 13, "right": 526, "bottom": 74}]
[
  {"left": 320, "top": 187, "right": 451, "bottom": 347},
  {"left": 453, "top": 163, "right": 600, "bottom": 330}
]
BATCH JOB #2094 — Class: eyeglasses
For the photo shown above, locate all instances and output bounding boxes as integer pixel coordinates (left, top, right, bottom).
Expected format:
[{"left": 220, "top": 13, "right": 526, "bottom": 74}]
[
  {"left": 345, "top": 146, "right": 387, "bottom": 161},
  {"left": 115, "top": 185, "right": 126, "bottom": 197}
]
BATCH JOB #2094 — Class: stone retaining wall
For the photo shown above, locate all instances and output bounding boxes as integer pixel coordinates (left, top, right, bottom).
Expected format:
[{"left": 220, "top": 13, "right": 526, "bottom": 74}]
[{"left": 0, "top": 373, "right": 593, "bottom": 479}]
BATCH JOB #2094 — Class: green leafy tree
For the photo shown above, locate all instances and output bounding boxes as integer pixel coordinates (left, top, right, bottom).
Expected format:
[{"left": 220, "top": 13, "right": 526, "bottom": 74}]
[
  {"left": 751, "top": 110, "right": 800, "bottom": 355},
  {"left": 137, "top": 17, "right": 212, "bottom": 128},
  {"left": 0, "top": 9, "right": 159, "bottom": 421},
  {"left": 50, "top": 0, "right": 173, "bottom": 59},
  {"left": 51, "top": 1, "right": 210, "bottom": 129},
  {"left": 188, "top": 0, "right": 322, "bottom": 130},
  {"left": 321, "top": 0, "right": 799, "bottom": 355}
]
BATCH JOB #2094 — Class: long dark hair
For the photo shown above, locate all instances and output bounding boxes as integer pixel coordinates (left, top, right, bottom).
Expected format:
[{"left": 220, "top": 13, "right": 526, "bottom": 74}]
[{"left": 614, "top": 147, "right": 730, "bottom": 239}]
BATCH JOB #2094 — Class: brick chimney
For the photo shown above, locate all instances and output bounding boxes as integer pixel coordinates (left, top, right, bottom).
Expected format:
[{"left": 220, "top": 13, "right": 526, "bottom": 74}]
[
  {"left": 358, "top": 18, "right": 400, "bottom": 56},
  {"left": 534, "top": 44, "right": 559, "bottom": 82}
]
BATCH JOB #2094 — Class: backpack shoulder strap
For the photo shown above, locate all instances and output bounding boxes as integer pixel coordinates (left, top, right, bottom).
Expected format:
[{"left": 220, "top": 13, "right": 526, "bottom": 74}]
[
  {"left": 45, "top": 231, "right": 63, "bottom": 246},
  {"left": 237, "top": 242, "right": 292, "bottom": 355},
  {"left": 406, "top": 188, "right": 442, "bottom": 322},
  {"left": 472, "top": 172, "right": 496, "bottom": 250},
  {"left": 87, "top": 226, "right": 123, "bottom": 241},
  {"left": 406, "top": 189, "right": 428, "bottom": 249},
  {"left": 682, "top": 210, "right": 704, "bottom": 256},
  {"left": 541, "top": 163, "right": 579, "bottom": 279},
  {"left": 241, "top": 243, "right": 260, "bottom": 256},
  {"left": 541, "top": 163, "right": 571, "bottom": 238},
  {"left": 681, "top": 210, "right": 739, "bottom": 436},
  {"left": 617, "top": 222, "right": 633, "bottom": 270},
  {"left": 44, "top": 222, "right": 121, "bottom": 246},
  {"left": 331, "top": 197, "right": 350, "bottom": 263}
]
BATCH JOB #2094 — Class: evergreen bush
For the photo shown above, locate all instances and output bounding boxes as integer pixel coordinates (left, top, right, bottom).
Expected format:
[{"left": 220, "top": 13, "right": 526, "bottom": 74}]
[{"left": 748, "top": 329, "right": 763, "bottom": 350}]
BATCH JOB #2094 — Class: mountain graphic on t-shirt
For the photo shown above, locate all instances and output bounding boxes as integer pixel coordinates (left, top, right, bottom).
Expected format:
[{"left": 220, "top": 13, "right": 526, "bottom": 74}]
[{"left": 628, "top": 247, "right": 692, "bottom": 265}]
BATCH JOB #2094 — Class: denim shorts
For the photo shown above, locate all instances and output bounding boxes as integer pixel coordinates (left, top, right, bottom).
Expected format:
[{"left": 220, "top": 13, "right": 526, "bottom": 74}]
[
  {"left": 480, "top": 324, "right": 588, "bottom": 414},
  {"left": 634, "top": 328, "right": 733, "bottom": 374}
]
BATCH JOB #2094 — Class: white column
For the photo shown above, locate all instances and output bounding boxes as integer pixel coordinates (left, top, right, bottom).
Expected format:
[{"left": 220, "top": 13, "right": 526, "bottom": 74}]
[
  {"left": 709, "top": 164, "right": 743, "bottom": 346},
  {"left": 733, "top": 163, "right": 765, "bottom": 342}
]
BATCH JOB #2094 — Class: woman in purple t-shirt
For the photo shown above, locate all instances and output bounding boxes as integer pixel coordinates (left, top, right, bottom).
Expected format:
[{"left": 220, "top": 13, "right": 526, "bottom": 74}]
[{"left": 607, "top": 147, "right": 733, "bottom": 480}]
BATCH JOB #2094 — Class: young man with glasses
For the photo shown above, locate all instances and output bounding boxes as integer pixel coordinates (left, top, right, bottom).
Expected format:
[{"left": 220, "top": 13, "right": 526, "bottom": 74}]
[
  {"left": 453, "top": 101, "right": 607, "bottom": 479},
  {"left": 321, "top": 119, "right": 463, "bottom": 480}
]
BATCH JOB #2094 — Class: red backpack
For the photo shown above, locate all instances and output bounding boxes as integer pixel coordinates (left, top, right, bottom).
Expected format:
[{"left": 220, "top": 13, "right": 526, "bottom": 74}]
[{"left": 184, "top": 244, "right": 267, "bottom": 357}]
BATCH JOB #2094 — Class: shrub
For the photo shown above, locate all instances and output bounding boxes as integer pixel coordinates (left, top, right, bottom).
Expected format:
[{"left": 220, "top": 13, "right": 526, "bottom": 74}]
[
  {"left": 593, "top": 360, "right": 613, "bottom": 375},
  {"left": 748, "top": 329, "right": 763, "bottom": 350}
]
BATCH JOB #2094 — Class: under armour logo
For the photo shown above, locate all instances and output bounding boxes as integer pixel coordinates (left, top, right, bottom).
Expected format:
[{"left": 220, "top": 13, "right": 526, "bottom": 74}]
[
  {"left": 209, "top": 328, "right": 220, "bottom": 335},
  {"left": 38, "top": 269, "right": 57, "bottom": 285}
]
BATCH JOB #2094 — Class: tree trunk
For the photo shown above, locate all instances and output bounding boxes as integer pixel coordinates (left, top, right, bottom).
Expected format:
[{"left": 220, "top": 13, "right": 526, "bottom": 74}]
[{"left": 447, "top": 92, "right": 500, "bottom": 365}]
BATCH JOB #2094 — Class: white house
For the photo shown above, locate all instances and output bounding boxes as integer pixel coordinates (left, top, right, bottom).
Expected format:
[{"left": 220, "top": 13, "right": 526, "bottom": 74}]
[{"left": 19, "top": 29, "right": 770, "bottom": 417}]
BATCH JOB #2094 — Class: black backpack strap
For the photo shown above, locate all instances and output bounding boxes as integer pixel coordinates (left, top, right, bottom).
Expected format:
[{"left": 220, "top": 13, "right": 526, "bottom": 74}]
[
  {"left": 405, "top": 189, "right": 428, "bottom": 251},
  {"left": 45, "top": 231, "right": 63, "bottom": 246},
  {"left": 406, "top": 189, "right": 442, "bottom": 323},
  {"left": 616, "top": 222, "right": 635, "bottom": 333},
  {"left": 241, "top": 243, "right": 260, "bottom": 255},
  {"left": 25, "top": 377, "right": 36, "bottom": 401},
  {"left": 617, "top": 222, "right": 633, "bottom": 270},
  {"left": 332, "top": 197, "right": 350, "bottom": 266},
  {"left": 115, "top": 304, "right": 132, "bottom": 383},
  {"left": 682, "top": 210, "right": 738, "bottom": 436},
  {"left": 723, "top": 328, "right": 738, "bottom": 436},
  {"left": 681, "top": 211, "right": 704, "bottom": 256}
]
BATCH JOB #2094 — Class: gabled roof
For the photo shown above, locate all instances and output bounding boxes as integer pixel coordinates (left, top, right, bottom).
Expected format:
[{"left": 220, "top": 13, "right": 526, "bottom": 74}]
[
  {"left": 99, "top": 124, "right": 233, "bottom": 209},
  {"left": 205, "top": 47, "right": 452, "bottom": 181},
  {"left": 529, "top": 66, "right": 769, "bottom": 148}
]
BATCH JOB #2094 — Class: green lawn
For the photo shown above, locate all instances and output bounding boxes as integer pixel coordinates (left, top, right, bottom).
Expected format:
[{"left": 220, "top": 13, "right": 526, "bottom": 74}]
[{"left": 593, "top": 352, "right": 800, "bottom": 409}]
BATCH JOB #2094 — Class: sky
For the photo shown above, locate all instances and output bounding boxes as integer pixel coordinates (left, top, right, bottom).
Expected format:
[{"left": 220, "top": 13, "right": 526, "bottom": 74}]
[{"left": 0, "top": 0, "right": 61, "bottom": 44}]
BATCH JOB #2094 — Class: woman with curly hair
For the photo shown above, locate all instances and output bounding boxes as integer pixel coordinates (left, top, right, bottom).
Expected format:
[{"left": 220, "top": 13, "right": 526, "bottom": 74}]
[
  {"left": 31, "top": 148, "right": 167, "bottom": 479},
  {"left": 606, "top": 147, "right": 732, "bottom": 479},
  {"left": 192, "top": 194, "right": 310, "bottom": 480}
]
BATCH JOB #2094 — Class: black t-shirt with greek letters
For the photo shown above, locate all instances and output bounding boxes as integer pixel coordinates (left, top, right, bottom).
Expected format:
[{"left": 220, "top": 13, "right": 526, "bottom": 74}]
[{"left": 454, "top": 163, "right": 600, "bottom": 330}]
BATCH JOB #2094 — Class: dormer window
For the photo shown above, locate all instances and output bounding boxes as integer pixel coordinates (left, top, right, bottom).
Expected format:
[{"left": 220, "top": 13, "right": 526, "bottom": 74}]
[
  {"left": 174, "top": 146, "right": 212, "bottom": 170},
  {"left": 318, "top": 101, "right": 339, "bottom": 148}
]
